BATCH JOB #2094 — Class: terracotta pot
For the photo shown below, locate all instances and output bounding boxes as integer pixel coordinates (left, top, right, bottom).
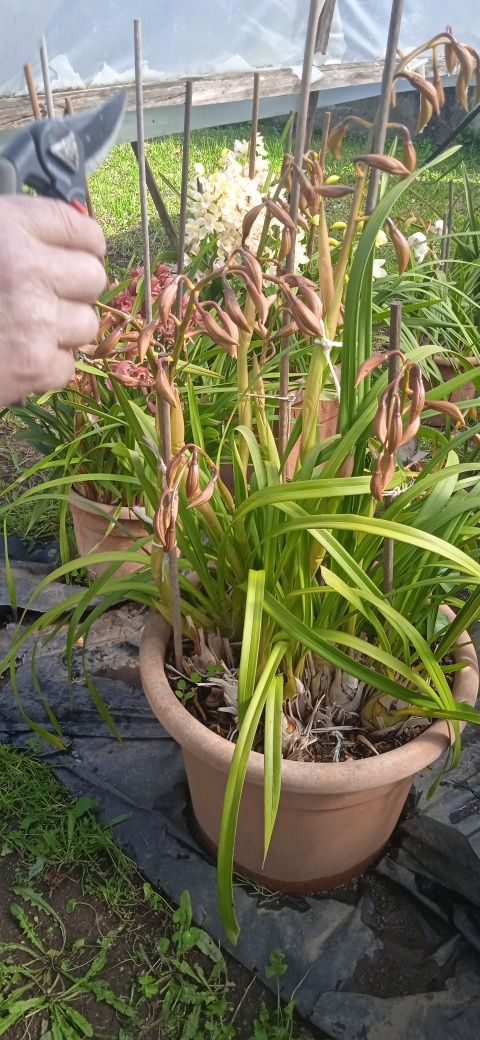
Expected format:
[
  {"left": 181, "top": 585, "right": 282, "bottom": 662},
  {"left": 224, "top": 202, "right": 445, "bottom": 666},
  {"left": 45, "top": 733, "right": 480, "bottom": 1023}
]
[
  {"left": 218, "top": 395, "right": 340, "bottom": 492},
  {"left": 283, "top": 396, "right": 339, "bottom": 480},
  {"left": 139, "top": 609, "right": 478, "bottom": 891},
  {"left": 70, "top": 491, "right": 150, "bottom": 578},
  {"left": 425, "top": 355, "right": 478, "bottom": 429}
]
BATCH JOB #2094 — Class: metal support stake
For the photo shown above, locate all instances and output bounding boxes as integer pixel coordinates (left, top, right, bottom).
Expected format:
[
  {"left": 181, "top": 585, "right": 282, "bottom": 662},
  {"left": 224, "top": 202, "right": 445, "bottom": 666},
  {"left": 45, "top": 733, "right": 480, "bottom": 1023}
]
[
  {"left": 365, "top": 0, "right": 405, "bottom": 215},
  {"left": 134, "top": 18, "right": 183, "bottom": 669},
  {"left": 383, "top": 300, "right": 402, "bottom": 596},
  {"left": 177, "top": 79, "right": 193, "bottom": 277},
  {"left": 39, "top": 36, "right": 55, "bottom": 119},
  {"left": 249, "top": 72, "right": 261, "bottom": 178},
  {"left": 278, "top": 0, "right": 324, "bottom": 458}
]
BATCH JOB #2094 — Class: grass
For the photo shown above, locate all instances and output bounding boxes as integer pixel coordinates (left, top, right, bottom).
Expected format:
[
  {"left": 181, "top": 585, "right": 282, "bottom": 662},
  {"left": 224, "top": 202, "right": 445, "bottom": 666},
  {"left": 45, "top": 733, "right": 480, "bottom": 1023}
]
[
  {"left": 88, "top": 118, "right": 480, "bottom": 271},
  {"left": 0, "top": 745, "right": 317, "bottom": 1040}
]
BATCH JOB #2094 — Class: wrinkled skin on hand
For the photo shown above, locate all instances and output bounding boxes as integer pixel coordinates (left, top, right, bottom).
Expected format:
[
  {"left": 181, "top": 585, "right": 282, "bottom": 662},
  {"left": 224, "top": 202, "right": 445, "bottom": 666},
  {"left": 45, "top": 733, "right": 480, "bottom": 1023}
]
[{"left": 0, "top": 195, "right": 107, "bottom": 406}]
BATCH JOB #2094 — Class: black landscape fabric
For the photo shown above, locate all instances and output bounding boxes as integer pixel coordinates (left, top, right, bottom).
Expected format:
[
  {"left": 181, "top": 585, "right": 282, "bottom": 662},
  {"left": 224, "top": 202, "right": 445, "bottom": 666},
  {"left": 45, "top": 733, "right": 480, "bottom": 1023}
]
[{"left": 2, "top": 559, "right": 480, "bottom": 1039}]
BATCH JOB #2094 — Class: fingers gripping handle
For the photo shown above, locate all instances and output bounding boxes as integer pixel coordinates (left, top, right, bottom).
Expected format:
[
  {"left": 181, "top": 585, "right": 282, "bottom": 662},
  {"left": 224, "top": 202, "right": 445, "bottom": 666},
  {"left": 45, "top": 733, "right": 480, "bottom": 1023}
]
[{"left": 0, "top": 157, "right": 18, "bottom": 194}]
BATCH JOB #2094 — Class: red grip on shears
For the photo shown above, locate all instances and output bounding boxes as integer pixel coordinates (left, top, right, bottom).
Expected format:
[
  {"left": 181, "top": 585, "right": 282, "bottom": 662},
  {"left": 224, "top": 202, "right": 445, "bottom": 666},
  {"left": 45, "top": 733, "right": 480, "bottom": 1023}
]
[{"left": 70, "top": 198, "right": 89, "bottom": 215}]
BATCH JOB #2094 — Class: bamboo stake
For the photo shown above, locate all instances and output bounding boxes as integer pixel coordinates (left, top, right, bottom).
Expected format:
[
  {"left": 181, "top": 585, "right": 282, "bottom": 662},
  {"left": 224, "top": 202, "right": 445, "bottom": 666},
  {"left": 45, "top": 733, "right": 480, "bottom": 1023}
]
[
  {"left": 365, "top": 0, "right": 405, "bottom": 215},
  {"left": 39, "top": 36, "right": 55, "bottom": 119},
  {"left": 64, "top": 97, "right": 95, "bottom": 217},
  {"left": 134, "top": 18, "right": 183, "bottom": 669},
  {"left": 383, "top": 300, "right": 402, "bottom": 596},
  {"left": 249, "top": 72, "right": 261, "bottom": 179},
  {"left": 23, "top": 63, "right": 41, "bottom": 119},
  {"left": 279, "top": 0, "right": 324, "bottom": 458}
]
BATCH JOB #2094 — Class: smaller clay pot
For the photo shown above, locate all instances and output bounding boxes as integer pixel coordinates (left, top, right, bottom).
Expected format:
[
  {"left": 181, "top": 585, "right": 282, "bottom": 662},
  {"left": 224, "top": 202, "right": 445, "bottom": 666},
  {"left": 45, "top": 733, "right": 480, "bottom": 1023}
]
[
  {"left": 284, "top": 395, "right": 339, "bottom": 480},
  {"left": 70, "top": 491, "right": 150, "bottom": 578},
  {"left": 425, "top": 356, "right": 478, "bottom": 429}
]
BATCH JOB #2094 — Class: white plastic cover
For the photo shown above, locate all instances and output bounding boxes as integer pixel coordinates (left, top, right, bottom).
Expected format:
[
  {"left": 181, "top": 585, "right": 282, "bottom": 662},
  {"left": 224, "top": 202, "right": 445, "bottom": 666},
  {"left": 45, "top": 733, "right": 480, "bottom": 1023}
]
[{"left": 0, "top": 1, "right": 478, "bottom": 96}]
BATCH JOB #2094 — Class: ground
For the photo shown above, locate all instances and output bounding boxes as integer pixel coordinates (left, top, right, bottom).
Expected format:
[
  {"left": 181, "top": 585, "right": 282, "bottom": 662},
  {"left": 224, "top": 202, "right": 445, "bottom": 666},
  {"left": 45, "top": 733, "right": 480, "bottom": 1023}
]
[{"left": 0, "top": 745, "right": 318, "bottom": 1039}]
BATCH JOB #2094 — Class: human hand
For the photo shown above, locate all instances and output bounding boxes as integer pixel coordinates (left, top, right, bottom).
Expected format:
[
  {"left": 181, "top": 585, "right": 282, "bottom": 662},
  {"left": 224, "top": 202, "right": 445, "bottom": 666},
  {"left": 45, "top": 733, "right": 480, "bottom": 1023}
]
[{"left": 0, "top": 195, "right": 106, "bottom": 406}]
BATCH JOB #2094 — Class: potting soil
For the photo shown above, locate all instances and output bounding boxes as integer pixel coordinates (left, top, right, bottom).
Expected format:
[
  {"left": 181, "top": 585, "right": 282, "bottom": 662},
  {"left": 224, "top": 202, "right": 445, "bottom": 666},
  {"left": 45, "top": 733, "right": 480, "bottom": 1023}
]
[{"left": 2, "top": 556, "right": 480, "bottom": 1040}]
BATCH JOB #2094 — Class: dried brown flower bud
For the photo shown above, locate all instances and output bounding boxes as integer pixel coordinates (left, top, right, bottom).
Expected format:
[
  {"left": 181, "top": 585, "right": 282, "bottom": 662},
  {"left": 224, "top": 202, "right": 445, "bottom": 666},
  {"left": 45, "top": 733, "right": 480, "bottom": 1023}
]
[
  {"left": 93, "top": 322, "right": 129, "bottom": 360},
  {"left": 221, "top": 274, "right": 251, "bottom": 332},
  {"left": 164, "top": 522, "right": 177, "bottom": 552},
  {"left": 385, "top": 218, "right": 411, "bottom": 274},
  {"left": 155, "top": 360, "right": 177, "bottom": 407},
  {"left": 417, "top": 95, "right": 433, "bottom": 134},
  {"left": 432, "top": 47, "right": 446, "bottom": 109},
  {"left": 445, "top": 33, "right": 458, "bottom": 76},
  {"left": 402, "top": 137, "right": 417, "bottom": 173},
  {"left": 354, "top": 153, "right": 410, "bottom": 177},
  {"left": 427, "top": 399, "right": 466, "bottom": 425},
  {"left": 327, "top": 119, "right": 349, "bottom": 160},
  {"left": 158, "top": 277, "right": 181, "bottom": 330},
  {"left": 282, "top": 286, "right": 325, "bottom": 339},
  {"left": 242, "top": 203, "right": 264, "bottom": 246},
  {"left": 395, "top": 72, "right": 440, "bottom": 116},
  {"left": 278, "top": 226, "right": 292, "bottom": 261},
  {"left": 197, "top": 302, "right": 239, "bottom": 357},
  {"left": 230, "top": 248, "right": 263, "bottom": 292},
  {"left": 185, "top": 447, "right": 200, "bottom": 501},
  {"left": 187, "top": 473, "right": 218, "bottom": 509},
  {"left": 138, "top": 319, "right": 159, "bottom": 362},
  {"left": 263, "top": 197, "right": 296, "bottom": 230},
  {"left": 316, "top": 183, "right": 355, "bottom": 198}
]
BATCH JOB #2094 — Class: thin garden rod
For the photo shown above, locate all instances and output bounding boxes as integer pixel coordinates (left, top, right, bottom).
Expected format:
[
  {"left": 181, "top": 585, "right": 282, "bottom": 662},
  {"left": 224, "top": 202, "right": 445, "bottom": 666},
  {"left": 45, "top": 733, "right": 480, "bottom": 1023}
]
[
  {"left": 249, "top": 72, "right": 261, "bottom": 178},
  {"left": 278, "top": 0, "right": 324, "bottom": 458},
  {"left": 130, "top": 141, "right": 178, "bottom": 252},
  {"left": 177, "top": 79, "right": 193, "bottom": 277},
  {"left": 304, "top": 0, "right": 337, "bottom": 151},
  {"left": 365, "top": 0, "right": 405, "bottom": 215},
  {"left": 64, "top": 97, "right": 94, "bottom": 218},
  {"left": 443, "top": 179, "right": 454, "bottom": 277},
  {"left": 39, "top": 36, "right": 55, "bottom": 119},
  {"left": 23, "top": 63, "right": 41, "bottom": 119},
  {"left": 383, "top": 300, "right": 402, "bottom": 596},
  {"left": 134, "top": 18, "right": 183, "bottom": 670},
  {"left": 134, "top": 20, "right": 153, "bottom": 324}
]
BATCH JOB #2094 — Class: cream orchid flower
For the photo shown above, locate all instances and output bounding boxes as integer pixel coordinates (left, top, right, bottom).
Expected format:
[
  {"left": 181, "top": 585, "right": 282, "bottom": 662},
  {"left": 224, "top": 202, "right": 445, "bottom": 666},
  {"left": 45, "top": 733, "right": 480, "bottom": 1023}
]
[
  {"left": 407, "top": 231, "right": 429, "bottom": 262},
  {"left": 372, "top": 258, "right": 388, "bottom": 278}
]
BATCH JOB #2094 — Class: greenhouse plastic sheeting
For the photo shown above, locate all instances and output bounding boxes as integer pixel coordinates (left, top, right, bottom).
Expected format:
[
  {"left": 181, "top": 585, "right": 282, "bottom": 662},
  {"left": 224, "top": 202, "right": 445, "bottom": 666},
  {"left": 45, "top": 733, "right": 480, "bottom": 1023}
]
[
  {"left": 0, "top": 0, "right": 479, "bottom": 96},
  {"left": 2, "top": 566, "right": 480, "bottom": 1039}
]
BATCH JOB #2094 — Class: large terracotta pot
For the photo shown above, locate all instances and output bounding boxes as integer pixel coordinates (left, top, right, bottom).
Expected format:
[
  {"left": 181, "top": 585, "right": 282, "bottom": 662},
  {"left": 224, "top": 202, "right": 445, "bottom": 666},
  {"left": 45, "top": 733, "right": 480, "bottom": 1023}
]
[
  {"left": 140, "top": 609, "right": 478, "bottom": 891},
  {"left": 70, "top": 491, "right": 150, "bottom": 578}
]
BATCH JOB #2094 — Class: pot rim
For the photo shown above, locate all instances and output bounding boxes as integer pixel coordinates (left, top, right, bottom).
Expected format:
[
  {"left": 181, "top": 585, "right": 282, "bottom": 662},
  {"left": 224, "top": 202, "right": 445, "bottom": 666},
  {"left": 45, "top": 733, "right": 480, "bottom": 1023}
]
[
  {"left": 69, "top": 489, "right": 139, "bottom": 521},
  {"left": 139, "top": 607, "right": 479, "bottom": 796}
]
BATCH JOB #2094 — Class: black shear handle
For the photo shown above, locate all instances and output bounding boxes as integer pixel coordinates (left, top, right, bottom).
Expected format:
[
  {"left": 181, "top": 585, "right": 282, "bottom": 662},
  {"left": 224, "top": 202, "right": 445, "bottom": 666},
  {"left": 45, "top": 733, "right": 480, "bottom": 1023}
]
[{"left": 0, "top": 157, "right": 19, "bottom": 195}]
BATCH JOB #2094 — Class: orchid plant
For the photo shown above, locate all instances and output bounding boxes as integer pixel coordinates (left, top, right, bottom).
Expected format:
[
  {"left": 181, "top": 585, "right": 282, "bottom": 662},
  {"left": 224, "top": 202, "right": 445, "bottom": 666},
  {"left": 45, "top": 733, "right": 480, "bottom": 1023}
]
[{"left": 4, "top": 23, "right": 480, "bottom": 947}]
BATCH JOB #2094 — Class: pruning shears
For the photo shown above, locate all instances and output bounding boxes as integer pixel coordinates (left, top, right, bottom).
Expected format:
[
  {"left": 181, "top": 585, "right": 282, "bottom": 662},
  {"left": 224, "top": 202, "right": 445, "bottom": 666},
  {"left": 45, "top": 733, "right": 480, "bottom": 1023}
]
[{"left": 0, "top": 91, "right": 126, "bottom": 208}]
